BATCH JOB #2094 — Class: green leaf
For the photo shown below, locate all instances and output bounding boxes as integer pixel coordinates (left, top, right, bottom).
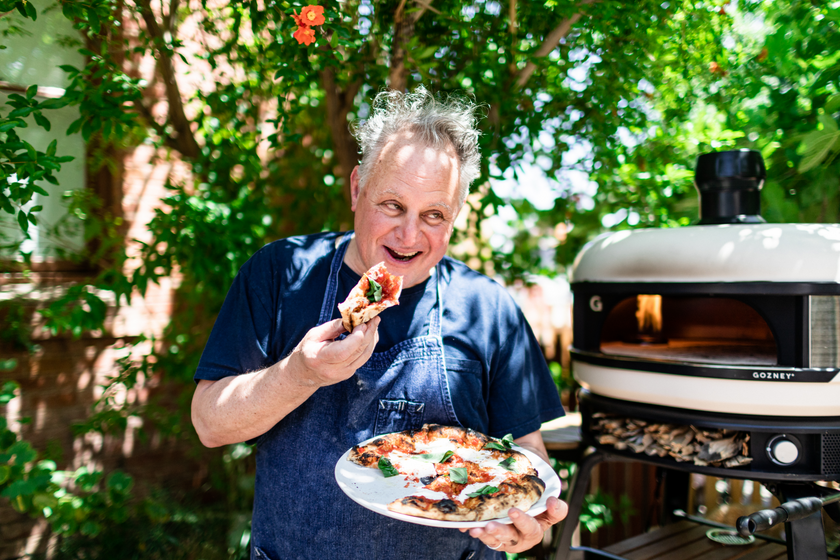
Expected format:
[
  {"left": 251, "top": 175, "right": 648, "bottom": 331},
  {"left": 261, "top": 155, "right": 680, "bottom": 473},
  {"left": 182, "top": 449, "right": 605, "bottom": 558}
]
[
  {"left": 17, "top": 210, "right": 29, "bottom": 233},
  {"left": 80, "top": 520, "right": 101, "bottom": 536},
  {"left": 798, "top": 130, "right": 840, "bottom": 173},
  {"left": 0, "top": 466, "right": 9, "bottom": 485},
  {"left": 448, "top": 466, "right": 468, "bottom": 484},
  {"left": 467, "top": 485, "right": 499, "bottom": 498},
  {"left": 498, "top": 457, "right": 516, "bottom": 472},
  {"left": 377, "top": 457, "right": 400, "bottom": 478},
  {"left": 25, "top": 84, "right": 38, "bottom": 99},
  {"left": 819, "top": 114, "right": 839, "bottom": 134},
  {"left": 38, "top": 98, "right": 70, "bottom": 110},
  {"left": 0, "top": 120, "right": 22, "bottom": 133},
  {"left": 415, "top": 449, "right": 455, "bottom": 463},
  {"left": 365, "top": 275, "right": 382, "bottom": 303},
  {"left": 24, "top": 0, "right": 36, "bottom": 20},
  {"left": 827, "top": 94, "right": 840, "bottom": 113},
  {"left": 483, "top": 434, "right": 515, "bottom": 451},
  {"left": 34, "top": 112, "right": 51, "bottom": 131},
  {"left": 46, "top": 139, "right": 57, "bottom": 156},
  {"left": 416, "top": 46, "right": 437, "bottom": 59},
  {"left": 10, "top": 441, "right": 37, "bottom": 465},
  {"left": 8, "top": 107, "right": 34, "bottom": 119}
]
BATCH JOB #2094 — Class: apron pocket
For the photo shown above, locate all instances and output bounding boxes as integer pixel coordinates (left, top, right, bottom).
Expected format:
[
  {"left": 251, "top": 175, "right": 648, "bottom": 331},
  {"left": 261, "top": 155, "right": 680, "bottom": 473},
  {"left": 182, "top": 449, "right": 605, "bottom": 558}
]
[{"left": 374, "top": 399, "right": 426, "bottom": 435}]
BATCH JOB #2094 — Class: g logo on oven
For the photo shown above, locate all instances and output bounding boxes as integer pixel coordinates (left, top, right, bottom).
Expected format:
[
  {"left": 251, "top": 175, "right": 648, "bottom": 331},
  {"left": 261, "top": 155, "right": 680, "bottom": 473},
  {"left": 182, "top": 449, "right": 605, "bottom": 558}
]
[{"left": 589, "top": 295, "right": 603, "bottom": 312}]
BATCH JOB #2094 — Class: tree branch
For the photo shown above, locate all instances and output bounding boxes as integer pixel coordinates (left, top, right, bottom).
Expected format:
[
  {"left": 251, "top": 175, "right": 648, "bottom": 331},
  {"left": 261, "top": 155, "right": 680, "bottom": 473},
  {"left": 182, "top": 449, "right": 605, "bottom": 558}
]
[
  {"left": 321, "top": 67, "right": 362, "bottom": 204},
  {"left": 515, "top": 0, "right": 596, "bottom": 88},
  {"left": 136, "top": 0, "right": 200, "bottom": 160},
  {"left": 388, "top": 0, "right": 436, "bottom": 92}
]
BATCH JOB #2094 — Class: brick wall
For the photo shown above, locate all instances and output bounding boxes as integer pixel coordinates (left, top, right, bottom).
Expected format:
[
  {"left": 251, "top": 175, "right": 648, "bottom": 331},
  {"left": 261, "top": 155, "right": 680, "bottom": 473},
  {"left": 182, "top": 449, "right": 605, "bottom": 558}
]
[{"left": 0, "top": 145, "right": 194, "bottom": 559}]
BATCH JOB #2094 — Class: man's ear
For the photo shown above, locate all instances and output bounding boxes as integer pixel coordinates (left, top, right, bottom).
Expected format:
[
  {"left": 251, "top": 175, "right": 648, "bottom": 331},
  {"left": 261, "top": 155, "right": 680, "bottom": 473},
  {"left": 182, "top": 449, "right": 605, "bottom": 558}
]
[{"left": 349, "top": 166, "right": 361, "bottom": 212}]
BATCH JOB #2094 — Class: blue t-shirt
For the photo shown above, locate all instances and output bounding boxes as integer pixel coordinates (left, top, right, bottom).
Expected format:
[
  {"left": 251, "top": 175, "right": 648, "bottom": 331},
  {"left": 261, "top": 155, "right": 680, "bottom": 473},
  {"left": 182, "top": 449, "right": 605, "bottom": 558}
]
[{"left": 195, "top": 231, "right": 564, "bottom": 438}]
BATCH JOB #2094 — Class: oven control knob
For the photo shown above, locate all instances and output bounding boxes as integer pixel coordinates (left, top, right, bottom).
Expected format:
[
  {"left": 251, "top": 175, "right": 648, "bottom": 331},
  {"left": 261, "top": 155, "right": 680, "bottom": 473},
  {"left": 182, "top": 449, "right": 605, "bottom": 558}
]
[{"left": 767, "top": 436, "right": 799, "bottom": 466}]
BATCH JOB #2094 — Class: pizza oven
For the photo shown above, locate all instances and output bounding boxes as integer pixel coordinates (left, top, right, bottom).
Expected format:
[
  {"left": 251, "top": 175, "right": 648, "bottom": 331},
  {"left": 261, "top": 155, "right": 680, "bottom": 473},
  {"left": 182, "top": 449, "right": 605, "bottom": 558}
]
[
  {"left": 569, "top": 150, "right": 840, "bottom": 482},
  {"left": 556, "top": 151, "right": 840, "bottom": 559}
]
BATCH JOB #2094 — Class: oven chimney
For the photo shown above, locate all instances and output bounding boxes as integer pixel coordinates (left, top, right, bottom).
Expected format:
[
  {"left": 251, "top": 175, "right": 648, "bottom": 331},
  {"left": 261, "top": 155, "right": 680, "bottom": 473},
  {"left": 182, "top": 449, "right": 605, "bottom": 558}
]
[{"left": 695, "top": 149, "right": 766, "bottom": 225}]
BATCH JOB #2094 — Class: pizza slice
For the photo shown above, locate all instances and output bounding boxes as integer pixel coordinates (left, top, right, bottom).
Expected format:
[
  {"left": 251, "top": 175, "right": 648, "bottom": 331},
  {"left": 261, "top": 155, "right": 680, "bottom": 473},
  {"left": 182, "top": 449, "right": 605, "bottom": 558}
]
[{"left": 338, "top": 262, "right": 403, "bottom": 332}]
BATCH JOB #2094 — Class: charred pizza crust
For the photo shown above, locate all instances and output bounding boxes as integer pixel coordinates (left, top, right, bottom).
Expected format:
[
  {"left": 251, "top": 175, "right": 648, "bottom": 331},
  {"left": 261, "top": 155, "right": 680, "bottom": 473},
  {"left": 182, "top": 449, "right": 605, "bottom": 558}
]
[
  {"left": 338, "top": 262, "right": 403, "bottom": 332},
  {"left": 347, "top": 424, "right": 545, "bottom": 522},
  {"left": 388, "top": 474, "right": 545, "bottom": 522}
]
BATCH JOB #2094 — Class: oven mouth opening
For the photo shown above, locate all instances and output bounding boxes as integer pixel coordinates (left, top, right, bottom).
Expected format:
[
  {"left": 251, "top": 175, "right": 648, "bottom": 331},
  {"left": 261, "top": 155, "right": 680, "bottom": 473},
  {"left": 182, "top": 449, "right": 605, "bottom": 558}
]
[{"left": 599, "top": 295, "right": 778, "bottom": 366}]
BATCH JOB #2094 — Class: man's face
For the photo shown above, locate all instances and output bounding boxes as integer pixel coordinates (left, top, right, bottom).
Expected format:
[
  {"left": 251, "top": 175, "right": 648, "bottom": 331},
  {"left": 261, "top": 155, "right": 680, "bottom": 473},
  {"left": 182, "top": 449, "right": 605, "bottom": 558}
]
[{"left": 346, "top": 134, "right": 462, "bottom": 288}]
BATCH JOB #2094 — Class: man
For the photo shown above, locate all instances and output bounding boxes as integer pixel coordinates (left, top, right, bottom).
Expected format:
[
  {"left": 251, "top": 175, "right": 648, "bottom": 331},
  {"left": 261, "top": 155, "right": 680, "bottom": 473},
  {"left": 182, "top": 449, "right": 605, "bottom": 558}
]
[{"left": 192, "top": 87, "right": 568, "bottom": 559}]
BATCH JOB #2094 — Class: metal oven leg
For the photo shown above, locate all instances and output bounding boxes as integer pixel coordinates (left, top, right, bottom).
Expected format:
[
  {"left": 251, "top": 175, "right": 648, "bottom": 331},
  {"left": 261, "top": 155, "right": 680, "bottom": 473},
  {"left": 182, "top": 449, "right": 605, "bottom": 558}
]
[{"left": 550, "top": 448, "right": 610, "bottom": 560}]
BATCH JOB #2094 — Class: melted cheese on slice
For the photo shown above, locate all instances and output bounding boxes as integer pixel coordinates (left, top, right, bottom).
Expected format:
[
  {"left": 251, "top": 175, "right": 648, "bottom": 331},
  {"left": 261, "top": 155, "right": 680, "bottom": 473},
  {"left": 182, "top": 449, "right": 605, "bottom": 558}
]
[
  {"left": 387, "top": 452, "right": 438, "bottom": 480},
  {"left": 386, "top": 440, "right": 519, "bottom": 504}
]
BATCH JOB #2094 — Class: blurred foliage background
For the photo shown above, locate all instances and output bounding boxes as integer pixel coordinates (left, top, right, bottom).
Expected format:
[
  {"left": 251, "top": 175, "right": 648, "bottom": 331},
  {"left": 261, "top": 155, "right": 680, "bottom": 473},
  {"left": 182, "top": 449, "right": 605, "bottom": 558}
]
[{"left": 1, "top": 0, "right": 839, "bottom": 557}]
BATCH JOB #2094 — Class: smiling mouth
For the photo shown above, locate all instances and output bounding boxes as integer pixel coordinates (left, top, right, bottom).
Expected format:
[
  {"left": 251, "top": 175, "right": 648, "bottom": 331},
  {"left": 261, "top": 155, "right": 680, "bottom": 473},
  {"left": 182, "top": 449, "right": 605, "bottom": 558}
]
[{"left": 386, "top": 247, "right": 421, "bottom": 262}]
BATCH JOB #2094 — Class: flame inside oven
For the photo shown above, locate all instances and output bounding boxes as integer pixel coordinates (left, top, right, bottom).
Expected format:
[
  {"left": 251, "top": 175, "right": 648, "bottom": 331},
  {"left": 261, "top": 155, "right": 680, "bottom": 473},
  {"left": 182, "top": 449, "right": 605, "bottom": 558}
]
[{"left": 636, "top": 295, "right": 663, "bottom": 342}]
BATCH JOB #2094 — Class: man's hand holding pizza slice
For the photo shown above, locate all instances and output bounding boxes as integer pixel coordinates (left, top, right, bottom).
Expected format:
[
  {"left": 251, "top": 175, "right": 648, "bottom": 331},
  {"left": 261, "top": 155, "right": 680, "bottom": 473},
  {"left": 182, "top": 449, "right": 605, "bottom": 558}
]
[{"left": 338, "top": 262, "right": 403, "bottom": 332}]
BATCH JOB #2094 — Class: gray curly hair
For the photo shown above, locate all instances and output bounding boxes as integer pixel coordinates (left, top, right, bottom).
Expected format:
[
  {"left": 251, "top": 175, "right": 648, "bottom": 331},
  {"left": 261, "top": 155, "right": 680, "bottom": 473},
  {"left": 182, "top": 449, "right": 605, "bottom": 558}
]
[{"left": 351, "top": 87, "right": 482, "bottom": 205}]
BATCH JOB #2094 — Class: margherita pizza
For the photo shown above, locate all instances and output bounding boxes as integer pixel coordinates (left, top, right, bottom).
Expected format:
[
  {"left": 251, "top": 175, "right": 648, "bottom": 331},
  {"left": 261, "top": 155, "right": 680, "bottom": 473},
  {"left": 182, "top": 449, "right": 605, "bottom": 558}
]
[
  {"left": 347, "top": 424, "right": 546, "bottom": 522},
  {"left": 338, "top": 262, "right": 403, "bottom": 332}
]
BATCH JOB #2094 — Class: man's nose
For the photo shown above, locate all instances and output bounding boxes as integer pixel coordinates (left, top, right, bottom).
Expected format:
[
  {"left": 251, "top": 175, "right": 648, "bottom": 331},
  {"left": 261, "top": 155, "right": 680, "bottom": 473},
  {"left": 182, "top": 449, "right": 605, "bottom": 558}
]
[{"left": 396, "top": 217, "right": 421, "bottom": 245}]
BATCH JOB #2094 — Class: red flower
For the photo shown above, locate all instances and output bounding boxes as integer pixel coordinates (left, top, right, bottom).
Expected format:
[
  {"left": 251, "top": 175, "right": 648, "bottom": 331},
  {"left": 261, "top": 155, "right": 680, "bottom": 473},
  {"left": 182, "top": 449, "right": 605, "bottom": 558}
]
[
  {"left": 292, "top": 11, "right": 306, "bottom": 27},
  {"left": 300, "top": 5, "right": 325, "bottom": 26},
  {"left": 293, "top": 25, "right": 316, "bottom": 46}
]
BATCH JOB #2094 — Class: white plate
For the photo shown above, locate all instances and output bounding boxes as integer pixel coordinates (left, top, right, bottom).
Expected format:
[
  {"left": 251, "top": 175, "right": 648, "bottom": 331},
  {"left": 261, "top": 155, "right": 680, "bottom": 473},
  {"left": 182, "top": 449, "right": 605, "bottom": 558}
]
[{"left": 334, "top": 435, "right": 563, "bottom": 528}]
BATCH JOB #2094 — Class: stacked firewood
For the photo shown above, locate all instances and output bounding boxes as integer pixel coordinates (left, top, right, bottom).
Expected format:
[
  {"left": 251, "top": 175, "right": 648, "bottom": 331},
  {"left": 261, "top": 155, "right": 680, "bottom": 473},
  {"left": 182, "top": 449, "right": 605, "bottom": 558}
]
[{"left": 590, "top": 413, "right": 753, "bottom": 468}]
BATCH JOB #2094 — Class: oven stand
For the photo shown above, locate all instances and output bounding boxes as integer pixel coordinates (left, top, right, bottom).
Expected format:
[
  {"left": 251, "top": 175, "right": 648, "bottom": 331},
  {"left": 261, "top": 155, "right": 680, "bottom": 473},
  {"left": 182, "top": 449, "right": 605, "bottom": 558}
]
[
  {"left": 752, "top": 482, "right": 832, "bottom": 560},
  {"left": 550, "top": 450, "right": 836, "bottom": 560},
  {"left": 550, "top": 447, "right": 613, "bottom": 560}
]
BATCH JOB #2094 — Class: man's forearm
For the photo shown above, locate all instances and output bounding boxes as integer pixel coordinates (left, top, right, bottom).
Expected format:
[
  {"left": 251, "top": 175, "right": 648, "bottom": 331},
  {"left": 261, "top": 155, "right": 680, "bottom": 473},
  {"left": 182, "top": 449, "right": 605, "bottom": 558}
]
[
  {"left": 513, "top": 430, "right": 550, "bottom": 464},
  {"left": 191, "top": 351, "right": 318, "bottom": 447}
]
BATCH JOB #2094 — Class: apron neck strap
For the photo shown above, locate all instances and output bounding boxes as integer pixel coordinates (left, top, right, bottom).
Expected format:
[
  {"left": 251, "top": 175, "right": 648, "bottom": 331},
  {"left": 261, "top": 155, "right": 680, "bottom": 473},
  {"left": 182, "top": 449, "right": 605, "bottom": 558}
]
[{"left": 318, "top": 232, "right": 353, "bottom": 324}]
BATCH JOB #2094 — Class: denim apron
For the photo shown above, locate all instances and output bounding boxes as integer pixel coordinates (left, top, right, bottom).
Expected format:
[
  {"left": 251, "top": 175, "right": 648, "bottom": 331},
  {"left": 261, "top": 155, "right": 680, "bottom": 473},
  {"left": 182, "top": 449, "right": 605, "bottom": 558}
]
[{"left": 250, "top": 234, "right": 502, "bottom": 560}]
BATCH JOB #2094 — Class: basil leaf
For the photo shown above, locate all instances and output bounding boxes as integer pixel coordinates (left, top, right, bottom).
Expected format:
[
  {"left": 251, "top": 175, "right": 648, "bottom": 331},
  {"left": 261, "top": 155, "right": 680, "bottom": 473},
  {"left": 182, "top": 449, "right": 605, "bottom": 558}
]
[
  {"left": 467, "top": 485, "right": 499, "bottom": 498},
  {"left": 440, "top": 450, "right": 455, "bottom": 463},
  {"left": 499, "top": 457, "right": 516, "bottom": 472},
  {"left": 448, "top": 466, "right": 468, "bottom": 485},
  {"left": 413, "top": 449, "right": 455, "bottom": 463},
  {"left": 378, "top": 457, "right": 399, "bottom": 478},
  {"left": 365, "top": 275, "right": 383, "bottom": 303},
  {"left": 484, "top": 434, "right": 516, "bottom": 451}
]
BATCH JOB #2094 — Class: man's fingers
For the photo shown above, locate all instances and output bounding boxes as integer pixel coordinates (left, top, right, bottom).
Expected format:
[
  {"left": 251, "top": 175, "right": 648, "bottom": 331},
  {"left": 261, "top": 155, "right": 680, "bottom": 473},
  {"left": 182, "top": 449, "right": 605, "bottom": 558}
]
[
  {"left": 321, "top": 317, "right": 379, "bottom": 364},
  {"left": 310, "top": 318, "right": 347, "bottom": 341},
  {"left": 537, "top": 497, "right": 569, "bottom": 528},
  {"left": 508, "top": 508, "right": 542, "bottom": 541},
  {"left": 467, "top": 502, "right": 568, "bottom": 553},
  {"left": 345, "top": 317, "right": 380, "bottom": 367}
]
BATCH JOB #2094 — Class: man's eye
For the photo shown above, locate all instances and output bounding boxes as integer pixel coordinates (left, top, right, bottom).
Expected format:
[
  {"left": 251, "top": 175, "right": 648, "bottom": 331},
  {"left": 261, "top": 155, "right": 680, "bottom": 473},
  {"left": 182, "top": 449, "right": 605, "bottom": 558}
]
[{"left": 426, "top": 212, "right": 444, "bottom": 222}]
